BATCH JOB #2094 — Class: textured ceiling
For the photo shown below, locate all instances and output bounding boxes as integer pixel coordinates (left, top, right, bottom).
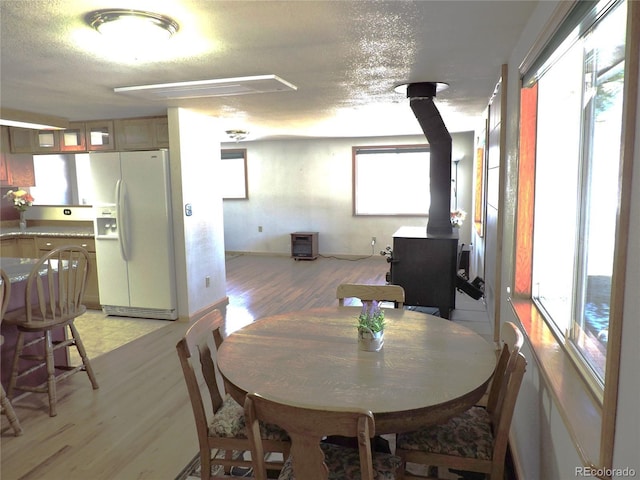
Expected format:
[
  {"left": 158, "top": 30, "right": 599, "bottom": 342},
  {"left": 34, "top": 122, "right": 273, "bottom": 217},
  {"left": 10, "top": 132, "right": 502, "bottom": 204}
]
[{"left": 0, "top": 0, "right": 538, "bottom": 140}]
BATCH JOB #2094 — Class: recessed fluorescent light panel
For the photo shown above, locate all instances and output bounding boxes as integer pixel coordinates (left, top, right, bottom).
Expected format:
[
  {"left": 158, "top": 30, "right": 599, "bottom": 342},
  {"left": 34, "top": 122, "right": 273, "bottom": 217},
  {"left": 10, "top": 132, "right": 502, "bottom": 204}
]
[
  {"left": 114, "top": 75, "right": 297, "bottom": 100},
  {"left": 0, "top": 108, "right": 69, "bottom": 130}
]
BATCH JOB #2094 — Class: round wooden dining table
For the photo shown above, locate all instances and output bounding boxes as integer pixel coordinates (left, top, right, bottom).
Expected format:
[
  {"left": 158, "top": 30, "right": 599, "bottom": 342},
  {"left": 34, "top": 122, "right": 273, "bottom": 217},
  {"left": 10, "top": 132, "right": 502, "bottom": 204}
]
[{"left": 217, "top": 306, "right": 497, "bottom": 434}]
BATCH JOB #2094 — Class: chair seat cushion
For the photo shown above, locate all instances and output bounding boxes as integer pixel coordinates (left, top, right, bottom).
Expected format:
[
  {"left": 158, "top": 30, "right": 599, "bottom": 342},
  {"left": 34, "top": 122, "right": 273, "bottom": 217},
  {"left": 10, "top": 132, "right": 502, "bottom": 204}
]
[
  {"left": 208, "top": 394, "right": 245, "bottom": 437},
  {"left": 278, "top": 442, "right": 402, "bottom": 480},
  {"left": 396, "top": 406, "right": 494, "bottom": 460},
  {"left": 208, "top": 394, "right": 288, "bottom": 441}
]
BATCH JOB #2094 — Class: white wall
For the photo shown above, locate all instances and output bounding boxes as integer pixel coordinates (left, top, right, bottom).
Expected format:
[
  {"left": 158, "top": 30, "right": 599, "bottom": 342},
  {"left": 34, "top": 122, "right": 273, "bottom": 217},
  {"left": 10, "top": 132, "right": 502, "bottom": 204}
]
[
  {"left": 168, "top": 108, "right": 227, "bottom": 320},
  {"left": 612, "top": 20, "right": 640, "bottom": 473},
  {"left": 500, "top": 1, "right": 640, "bottom": 478},
  {"left": 222, "top": 132, "right": 474, "bottom": 256}
]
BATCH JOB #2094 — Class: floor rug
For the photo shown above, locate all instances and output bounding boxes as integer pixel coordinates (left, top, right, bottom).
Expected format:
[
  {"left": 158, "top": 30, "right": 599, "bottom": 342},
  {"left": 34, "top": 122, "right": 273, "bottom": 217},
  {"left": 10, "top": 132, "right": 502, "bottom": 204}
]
[{"left": 175, "top": 451, "right": 280, "bottom": 480}]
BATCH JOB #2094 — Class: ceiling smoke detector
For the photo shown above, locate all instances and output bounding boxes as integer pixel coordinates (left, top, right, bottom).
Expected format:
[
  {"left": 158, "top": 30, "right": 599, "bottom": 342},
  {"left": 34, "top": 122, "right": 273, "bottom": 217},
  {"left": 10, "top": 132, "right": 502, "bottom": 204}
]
[{"left": 226, "top": 130, "right": 249, "bottom": 142}]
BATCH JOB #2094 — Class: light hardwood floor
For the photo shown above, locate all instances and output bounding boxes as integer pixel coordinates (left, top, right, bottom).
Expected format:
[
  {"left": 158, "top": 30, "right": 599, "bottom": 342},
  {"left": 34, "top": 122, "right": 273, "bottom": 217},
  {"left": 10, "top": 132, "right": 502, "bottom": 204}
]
[{"left": 1, "top": 254, "right": 491, "bottom": 480}]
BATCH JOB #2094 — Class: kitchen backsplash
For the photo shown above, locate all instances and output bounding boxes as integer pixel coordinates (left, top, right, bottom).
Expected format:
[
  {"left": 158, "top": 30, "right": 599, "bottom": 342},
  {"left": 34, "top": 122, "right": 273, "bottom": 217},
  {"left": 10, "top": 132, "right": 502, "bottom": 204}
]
[{"left": 23, "top": 205, "right": 94, "bottom": 222}]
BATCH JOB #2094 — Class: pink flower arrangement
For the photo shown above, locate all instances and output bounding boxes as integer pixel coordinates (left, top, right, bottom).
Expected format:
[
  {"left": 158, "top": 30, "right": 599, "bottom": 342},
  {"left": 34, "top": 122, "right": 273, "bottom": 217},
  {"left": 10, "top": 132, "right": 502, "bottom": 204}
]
[{"left": 3, "top": 189, "right": 34, "bottom": 212}]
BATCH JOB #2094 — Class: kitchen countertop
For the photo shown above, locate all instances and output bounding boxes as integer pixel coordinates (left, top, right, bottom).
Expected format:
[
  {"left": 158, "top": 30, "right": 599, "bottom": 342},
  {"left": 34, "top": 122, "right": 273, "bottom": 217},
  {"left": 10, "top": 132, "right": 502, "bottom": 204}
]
[
  {"left": 0, "top": 257, "right": 50, "bottom": 283},
  {"left": 0, "top": 226, "right": 95, "bottom": 238}
]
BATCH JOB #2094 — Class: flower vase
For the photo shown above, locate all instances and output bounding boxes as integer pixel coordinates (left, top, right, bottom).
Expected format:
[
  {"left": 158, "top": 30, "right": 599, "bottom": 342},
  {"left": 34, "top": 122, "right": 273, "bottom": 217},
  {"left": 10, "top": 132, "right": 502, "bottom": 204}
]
[
  {"left": 358, "top": 327, "right": 384, "bottom": 352},
  {"left": 19, "top": 211, "right": 26, "bottom": 232}
]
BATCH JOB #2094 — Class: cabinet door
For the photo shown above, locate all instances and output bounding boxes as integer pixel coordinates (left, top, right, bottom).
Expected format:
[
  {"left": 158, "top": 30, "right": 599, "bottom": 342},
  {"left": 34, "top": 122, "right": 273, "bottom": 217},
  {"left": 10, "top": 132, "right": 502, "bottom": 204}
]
[
  {"left": 8, "top": 128, "right": 35, "bottom": 153},
  {"left": 1, "top": 127, "right": 9, "bottom": 184},
  {"left": 115, "top": 118, "right": 156, "bottom": 150},
  {"left": 114, "top": 117, "right": 169, "bottom": 150},
  {"left": 60, "top": 122, "right": 87, "bottom": 152},
  {"left": 1, "top": 237, "right": 36, "bottom": 258},
  {"left": 83, "top": 250, "right": 100, "bottom": 309},
  {"left": 6, "top": 155, "right": 36, "bottom": 186},
  {"left": 8, "top": 127, "right": 63, "bottom": 153},
  {"left": 154, "top": 117, "right": 170, "bottom": 148},
  {"left": 33, "top": 130, "right": 61, "bottom": 153},
  {"left": 0, "top": 154, "right": 7, "bottom": 184},
  {"left": 17, "top": 237, "right": 36, "bottom": 258},
  {"left": 85, "top": 120, "right": 115, "bottom": 151},
  {"left": 0, "top": 238, "right": 19, "bottom": 257},
  {"left": 75, "top": 239, "right": 99, "bottom": 309}
]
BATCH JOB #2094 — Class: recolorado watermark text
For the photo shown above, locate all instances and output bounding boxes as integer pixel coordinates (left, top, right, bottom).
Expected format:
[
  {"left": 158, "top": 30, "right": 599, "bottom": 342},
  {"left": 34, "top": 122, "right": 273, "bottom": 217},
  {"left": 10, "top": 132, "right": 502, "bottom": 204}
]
[{"left": 576, "top": 466, "right": 636, "bottom": 478}]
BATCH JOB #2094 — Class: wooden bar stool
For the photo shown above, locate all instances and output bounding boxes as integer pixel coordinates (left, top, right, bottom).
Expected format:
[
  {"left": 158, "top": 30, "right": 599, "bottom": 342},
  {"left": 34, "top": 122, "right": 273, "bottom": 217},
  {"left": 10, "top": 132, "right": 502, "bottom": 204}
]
[
  {"left": 4, "top": 246, "right": 99, "bottom": 417},
  {"left": 1, "top": 269, "right": 23, "bottom": 435}
]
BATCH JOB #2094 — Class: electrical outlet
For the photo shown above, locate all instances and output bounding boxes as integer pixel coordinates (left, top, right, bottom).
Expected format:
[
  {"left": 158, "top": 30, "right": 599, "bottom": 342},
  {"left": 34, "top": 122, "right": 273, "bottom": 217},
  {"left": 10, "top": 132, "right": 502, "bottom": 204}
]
[
  {"left": 371, "top": 236, "right": 376, "bottom": 246},
  {"left": 205, "top": 276, "right": 210, "bottom": 288},
  {"left": 258, "top": 226, "right": 263, "bottom": 232}
]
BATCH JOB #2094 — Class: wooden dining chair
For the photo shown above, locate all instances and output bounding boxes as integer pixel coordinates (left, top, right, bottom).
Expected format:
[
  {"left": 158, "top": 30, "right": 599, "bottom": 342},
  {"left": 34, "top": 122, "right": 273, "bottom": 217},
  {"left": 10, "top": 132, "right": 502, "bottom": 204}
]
[
  {"left": 336, "top": 283, "right": 405, "bottom": 308},
  {"left": 176, "top": 310, "right": 290, "bottom": 479},
  {"left": 4, "top": 246, "right": 99, "bottom": 417},
  {"left": 396, "top": 351, "right": 527, "bottom": 480},
  {"left": 477, "top": 321, "right": 524, "bottom": 409},
  {"left": 1, "top": 268, "right": 23, "bottom": 435},
  {"left": 245, "top": 392, "right": 403, "bottom": 480}
]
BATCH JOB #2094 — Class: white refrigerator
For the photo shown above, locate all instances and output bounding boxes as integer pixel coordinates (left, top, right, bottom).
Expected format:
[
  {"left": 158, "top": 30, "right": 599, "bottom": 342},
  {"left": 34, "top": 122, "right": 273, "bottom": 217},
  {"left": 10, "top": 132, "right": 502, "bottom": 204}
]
[{"left": 90, "top": 150, "right": 178, "bottom": 320}]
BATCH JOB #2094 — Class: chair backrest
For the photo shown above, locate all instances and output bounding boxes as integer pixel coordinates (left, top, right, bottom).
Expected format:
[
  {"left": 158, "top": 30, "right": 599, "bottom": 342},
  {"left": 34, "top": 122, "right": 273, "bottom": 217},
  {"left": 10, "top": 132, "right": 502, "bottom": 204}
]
[
  {"left": 1, "top": 269, "right": 10, "bottom": 323},
  {"left": 501, "top": 321, "right": 524, "bottom": 367},
  {"left": 176, "top": 310, "right": 226, "bottom": 449},
  {"left": 336, "top": 283, "right": 405, "bottom": 308},
  {"left": 24, "top": 245, "right": 90, "bottom": 324},
  {"left": 489, "top": 352, "right": 527, "bottom": 479},
  {"left": 486, "top": 321, "right": 523, "bottom": 413},
  {"left": 245, "top": 392, "right": 376, "bottom": 480}
]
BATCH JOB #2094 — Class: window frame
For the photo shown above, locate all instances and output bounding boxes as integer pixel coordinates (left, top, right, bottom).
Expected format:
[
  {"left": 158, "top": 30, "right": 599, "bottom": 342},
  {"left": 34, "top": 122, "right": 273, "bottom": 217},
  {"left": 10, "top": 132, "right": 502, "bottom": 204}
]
[
  {"left": 512, "top": 0, "right": 638, "bottom": 475},
  {"left": 221, "top": 148, "right": 248, "bottom": 200}
]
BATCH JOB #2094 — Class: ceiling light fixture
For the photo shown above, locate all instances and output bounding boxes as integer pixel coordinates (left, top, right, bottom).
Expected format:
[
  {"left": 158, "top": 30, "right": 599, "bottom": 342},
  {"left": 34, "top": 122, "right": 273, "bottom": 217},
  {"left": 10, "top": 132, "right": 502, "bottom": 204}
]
[
  {"left": 86, "top": 9, "right": 179, "bottom": 41},
  {"left": 226, "top": 130, "right": 249, "bottom": 142}
]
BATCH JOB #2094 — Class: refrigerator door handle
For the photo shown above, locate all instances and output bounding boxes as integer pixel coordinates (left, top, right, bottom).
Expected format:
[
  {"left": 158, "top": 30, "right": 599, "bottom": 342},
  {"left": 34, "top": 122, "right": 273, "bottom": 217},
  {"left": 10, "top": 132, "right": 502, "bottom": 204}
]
[{"left": 116, "top": 179, "right": 130, "bottom": 261}]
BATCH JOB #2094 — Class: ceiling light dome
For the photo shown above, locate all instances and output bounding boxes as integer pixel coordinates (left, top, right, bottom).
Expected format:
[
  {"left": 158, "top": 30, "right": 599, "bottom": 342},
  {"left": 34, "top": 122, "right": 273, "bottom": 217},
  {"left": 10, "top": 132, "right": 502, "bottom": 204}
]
[{"left": 86, "top": 9, "right": 179, "bottom": 41}]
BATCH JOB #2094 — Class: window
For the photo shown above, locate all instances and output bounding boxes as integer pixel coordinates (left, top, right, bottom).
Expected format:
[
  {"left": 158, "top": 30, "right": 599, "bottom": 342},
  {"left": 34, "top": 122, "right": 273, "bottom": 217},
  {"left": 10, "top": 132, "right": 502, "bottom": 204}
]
[
  {"left": 353, "top": 145, "right": 430, "bottom": 215},
  {"left": 518, "top": 0, "right": 627, "bottom": 390},
  {"left": 29, "top": 153, "right": 92, "bottom": 205},
  {"left": 221, "top": 149, "right": 248, "bottom": 199}
]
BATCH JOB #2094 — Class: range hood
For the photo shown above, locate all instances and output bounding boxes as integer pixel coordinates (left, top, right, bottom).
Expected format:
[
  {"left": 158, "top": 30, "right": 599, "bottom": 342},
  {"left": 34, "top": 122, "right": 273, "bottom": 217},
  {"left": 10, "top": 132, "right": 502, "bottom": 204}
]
[{"left": 405, "top": 82, "right": 453, "bottom": 236}]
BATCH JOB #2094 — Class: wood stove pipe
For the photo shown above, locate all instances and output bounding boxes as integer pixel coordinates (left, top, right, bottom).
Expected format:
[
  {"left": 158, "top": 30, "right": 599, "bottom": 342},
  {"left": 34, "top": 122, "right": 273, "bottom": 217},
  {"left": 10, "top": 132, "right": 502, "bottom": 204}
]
[{"left": 406, "top": 82, "right": 453, "bottom": 235}]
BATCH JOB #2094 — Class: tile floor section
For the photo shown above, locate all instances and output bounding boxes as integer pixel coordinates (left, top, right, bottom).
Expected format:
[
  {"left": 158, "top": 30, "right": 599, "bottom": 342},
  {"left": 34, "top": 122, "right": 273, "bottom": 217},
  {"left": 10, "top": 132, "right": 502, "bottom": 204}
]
[
  {"left": 69, "top": 310, "right": 167, "bottom": 364},
  {"left": 448, "top": 291, "right": 494, "bottom": 342}
]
